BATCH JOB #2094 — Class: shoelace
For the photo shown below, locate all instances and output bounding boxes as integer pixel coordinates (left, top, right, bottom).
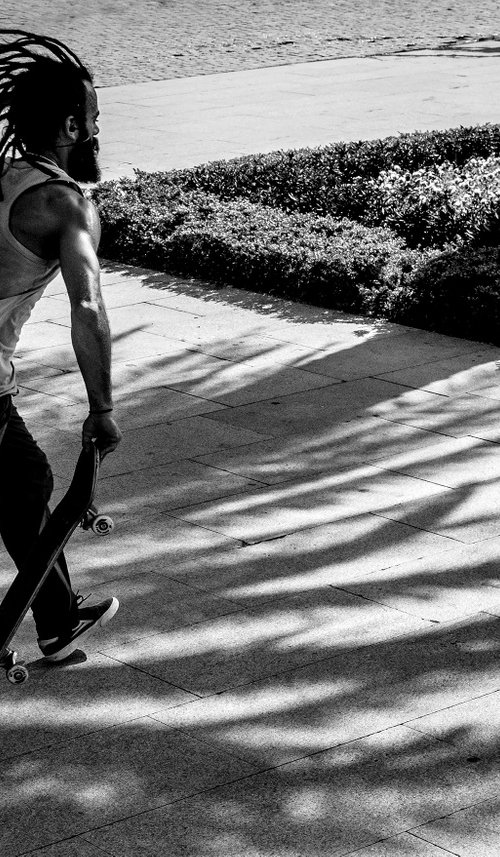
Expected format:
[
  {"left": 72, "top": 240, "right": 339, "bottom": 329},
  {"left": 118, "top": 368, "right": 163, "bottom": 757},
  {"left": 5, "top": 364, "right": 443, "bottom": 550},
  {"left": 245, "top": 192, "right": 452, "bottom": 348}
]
[{"left": 75, "top": 591, "right": 92, "bottom": 608}]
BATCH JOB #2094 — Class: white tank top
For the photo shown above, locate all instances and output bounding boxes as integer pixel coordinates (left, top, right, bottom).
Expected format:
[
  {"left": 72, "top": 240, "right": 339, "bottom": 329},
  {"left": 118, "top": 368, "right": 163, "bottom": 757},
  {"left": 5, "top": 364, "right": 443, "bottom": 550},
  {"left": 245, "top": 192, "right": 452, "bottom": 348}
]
[{"left": 0, "top": 158, "right": 82, "bottom": 397}]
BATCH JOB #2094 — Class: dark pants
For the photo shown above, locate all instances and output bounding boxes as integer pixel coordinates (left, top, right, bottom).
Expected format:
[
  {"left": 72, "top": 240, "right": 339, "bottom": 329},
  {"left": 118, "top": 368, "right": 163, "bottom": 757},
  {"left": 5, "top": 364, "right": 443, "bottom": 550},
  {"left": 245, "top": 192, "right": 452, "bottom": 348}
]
[{"left": 0, "top": 394, "right": 77, "bottom": 639}]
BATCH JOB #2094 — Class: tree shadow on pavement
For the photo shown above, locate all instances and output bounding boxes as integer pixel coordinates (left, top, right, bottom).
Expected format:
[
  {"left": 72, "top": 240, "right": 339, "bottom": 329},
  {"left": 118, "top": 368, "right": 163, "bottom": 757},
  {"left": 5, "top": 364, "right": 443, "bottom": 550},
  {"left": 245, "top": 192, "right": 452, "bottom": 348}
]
[{"left": 2, "top": 262, "right": 500, "bottom": 856}]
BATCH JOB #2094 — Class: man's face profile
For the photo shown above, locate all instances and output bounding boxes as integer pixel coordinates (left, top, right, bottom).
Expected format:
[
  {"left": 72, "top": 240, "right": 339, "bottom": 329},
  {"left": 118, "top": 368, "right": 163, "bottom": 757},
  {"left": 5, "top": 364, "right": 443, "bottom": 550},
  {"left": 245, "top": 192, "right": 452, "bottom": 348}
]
[{"left": 66, "top": 83, "right": 101, "bottom": 183}]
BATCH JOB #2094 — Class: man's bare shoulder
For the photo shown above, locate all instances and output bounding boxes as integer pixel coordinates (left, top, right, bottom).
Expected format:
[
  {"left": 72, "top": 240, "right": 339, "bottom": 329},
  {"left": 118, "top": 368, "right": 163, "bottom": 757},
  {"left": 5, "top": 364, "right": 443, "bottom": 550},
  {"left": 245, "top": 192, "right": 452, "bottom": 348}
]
[
  {"left": 29, "top": 183, "right": 98, "bottom": 231},
  {"left": 11, "top": 181, "right": 100, "bottom": 253}
]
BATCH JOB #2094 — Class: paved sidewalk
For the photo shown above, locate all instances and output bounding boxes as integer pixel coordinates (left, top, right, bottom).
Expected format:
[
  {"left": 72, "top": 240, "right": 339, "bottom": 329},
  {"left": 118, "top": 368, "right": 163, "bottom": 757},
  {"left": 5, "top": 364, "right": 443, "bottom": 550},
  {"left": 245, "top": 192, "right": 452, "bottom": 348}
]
[
  {"left": 2, "top": 53, "right": 500, "bottom": 857},
  {"left": 97, "top": 48, "right": 500, "bottom": 179}
]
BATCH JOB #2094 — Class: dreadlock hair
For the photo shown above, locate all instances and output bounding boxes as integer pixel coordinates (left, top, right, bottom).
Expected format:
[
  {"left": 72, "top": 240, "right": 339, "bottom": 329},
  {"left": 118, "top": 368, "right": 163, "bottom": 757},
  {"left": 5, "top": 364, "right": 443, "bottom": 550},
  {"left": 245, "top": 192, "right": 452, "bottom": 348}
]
[{"left": 0, "top": 30, "right": 93, "bottom": 180}]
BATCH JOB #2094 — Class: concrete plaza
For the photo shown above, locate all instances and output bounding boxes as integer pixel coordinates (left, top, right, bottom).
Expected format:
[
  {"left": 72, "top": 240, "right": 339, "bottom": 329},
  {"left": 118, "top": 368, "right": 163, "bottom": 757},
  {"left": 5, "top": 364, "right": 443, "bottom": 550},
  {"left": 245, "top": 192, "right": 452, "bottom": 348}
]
[
  {"left": 2, "top": 50, "right": 500, "bottom": 857},
  {"left": 96, "top": 46, "right": 500, "bottom": 178}
]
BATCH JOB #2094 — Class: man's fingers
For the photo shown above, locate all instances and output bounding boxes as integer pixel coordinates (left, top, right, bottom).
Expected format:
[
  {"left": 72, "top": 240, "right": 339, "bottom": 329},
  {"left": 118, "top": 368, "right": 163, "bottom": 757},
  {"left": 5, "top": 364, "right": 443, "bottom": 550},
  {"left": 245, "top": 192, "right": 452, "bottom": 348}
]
[
  {"left": 81, "top": 415, "right": 122, "bottom": 457},
  {"left": 82, "top": 432, "right": 94, "bottom": 452},
  {"left": 96, "top": 439, "right": 121, "bottom": 460}
]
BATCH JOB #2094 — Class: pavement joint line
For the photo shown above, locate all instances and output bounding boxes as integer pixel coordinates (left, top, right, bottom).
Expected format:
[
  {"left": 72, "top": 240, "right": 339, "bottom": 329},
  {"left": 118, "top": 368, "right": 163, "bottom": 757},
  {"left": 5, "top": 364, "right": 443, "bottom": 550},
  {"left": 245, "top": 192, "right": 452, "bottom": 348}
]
[
  {"left": 400, "top": 685, "right": 500, "bottom": 726},
  {"left": 140, "top": 570, "right": 246, "bottom": 607},
  {"left": 0, "top": 711, "right": 166, "bottom": 765},
  {"left": 94, "top": 650, "right": 205, "bottom": 698},
  {"left": 146, "top": 715, "right": 264, "bottom": 768},
  {"left": 368, "top": 460, "right": 482, "bottom": 492},
  {"left": 366, "top": 375, "right": 456, "bottom": 398},
  {"left": 14, "top": 763, "right": 284, "bottom": 856},
  {"left": 99, "top": 462, "right": 269, "bottom": 493},
  {"left": 183, "top": 455, "right": 274, "bottom": 482},
  {"left": 326, "top": 583, "right": 442, "bottom": 624},
  {"left": 370, "top": 415, "right": 468, "bottom": 440},
  {"left": 408, "top": 790, "right": 500, "bottom": 828},
  {"left": 368, "top": 509, "right": 471, "bottom": 543},
  {"left": 367, "top": 416, "right": 467, "bottom": 439},
  {"left": 404, "top": 722, "right": 484, "bottom": 749},
  {"left": 344, "top": 832, "right": 460, "bottom": 856},
  {"left": 404, "top": 833, "right": 461, "bottom": 856},
  {"left": 94, "top": 610, "right": 498, "bottom": 705},
  {"left": 162, "top": 490, "right": 465, "bottom": 549},
  {"left": 45, "top": 719, "right": 491, "bottom": 857}
]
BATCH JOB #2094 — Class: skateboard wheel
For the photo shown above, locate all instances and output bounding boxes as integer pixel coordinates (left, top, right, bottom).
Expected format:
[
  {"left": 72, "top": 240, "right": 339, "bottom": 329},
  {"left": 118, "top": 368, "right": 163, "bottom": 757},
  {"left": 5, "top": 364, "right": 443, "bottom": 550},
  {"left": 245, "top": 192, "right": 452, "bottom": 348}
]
[
  {"left": 6, "top": 663, "right": 29, "bottom": 684},
  {"left": 91, "top": 514, "right": 114, "bottom": 536}
]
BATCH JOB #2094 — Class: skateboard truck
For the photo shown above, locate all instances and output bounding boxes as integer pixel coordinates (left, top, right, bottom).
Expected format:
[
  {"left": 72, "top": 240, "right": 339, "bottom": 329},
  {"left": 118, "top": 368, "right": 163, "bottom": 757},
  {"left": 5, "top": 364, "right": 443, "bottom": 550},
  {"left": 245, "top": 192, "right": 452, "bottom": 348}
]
[
  {"left": 2, "top": 650, "right": 29, "bottom": 685},
  {"left": 81, "top": 504, "right": 114, "bottom": 537}
]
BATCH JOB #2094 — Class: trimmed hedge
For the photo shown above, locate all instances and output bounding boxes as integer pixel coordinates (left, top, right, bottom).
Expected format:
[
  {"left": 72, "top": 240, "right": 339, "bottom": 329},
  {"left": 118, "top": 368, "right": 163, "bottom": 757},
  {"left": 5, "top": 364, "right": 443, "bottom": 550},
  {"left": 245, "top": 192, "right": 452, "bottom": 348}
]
[
  {"left": 129, "top": 123, "right": 500, "bottom": 220},
  {"left": 90, "top": 124, "right": 500, "bottom": 343},
  {"left": 93, "top": 182, "right": 422, "bottom": 312},
  {"left": 383, "top": 245, "right": 500, "bottom": 342}
]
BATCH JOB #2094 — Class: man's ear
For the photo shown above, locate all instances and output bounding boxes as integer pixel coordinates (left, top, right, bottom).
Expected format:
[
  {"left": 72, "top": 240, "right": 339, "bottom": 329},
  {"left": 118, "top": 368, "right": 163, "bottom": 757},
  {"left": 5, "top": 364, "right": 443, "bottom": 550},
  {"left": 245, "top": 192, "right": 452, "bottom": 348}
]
[{"left": 60, "top": 114, "right": 80, "bottom": 144}]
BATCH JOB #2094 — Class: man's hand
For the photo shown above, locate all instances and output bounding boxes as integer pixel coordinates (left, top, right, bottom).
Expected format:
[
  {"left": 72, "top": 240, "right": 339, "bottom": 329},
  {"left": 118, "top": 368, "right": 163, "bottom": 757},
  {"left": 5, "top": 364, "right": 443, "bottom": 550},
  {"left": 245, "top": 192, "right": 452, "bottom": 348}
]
[{"left": 82, "top": 413, "right": 122, "bottom": 459}]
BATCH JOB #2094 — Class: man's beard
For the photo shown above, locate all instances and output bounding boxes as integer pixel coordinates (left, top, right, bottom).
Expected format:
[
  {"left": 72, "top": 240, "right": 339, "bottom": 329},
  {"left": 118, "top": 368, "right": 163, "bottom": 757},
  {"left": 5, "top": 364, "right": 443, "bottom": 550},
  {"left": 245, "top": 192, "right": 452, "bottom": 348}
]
[{"left": 67, "top": 136, "right": 101, "bottom": 183}]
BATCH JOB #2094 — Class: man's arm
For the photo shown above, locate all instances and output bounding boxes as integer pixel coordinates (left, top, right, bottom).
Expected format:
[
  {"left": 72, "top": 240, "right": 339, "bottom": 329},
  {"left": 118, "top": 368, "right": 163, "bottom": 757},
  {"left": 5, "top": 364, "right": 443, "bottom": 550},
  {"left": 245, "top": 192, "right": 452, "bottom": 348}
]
[{"left": 54, "top": 188, "right": 122, "bottom": 456}]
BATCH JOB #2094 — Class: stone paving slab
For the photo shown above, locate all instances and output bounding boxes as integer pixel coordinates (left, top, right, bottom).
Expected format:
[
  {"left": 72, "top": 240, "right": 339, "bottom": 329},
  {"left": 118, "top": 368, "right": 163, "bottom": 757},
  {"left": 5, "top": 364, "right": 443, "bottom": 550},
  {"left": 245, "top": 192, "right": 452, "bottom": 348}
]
[
  {"left": 56, "top": 510, "right": 243, "bottom": 589},
  {"left": 21, "top": 366, "right": 227, "bottom": 431},
  {"left": 1, "top": 717, "right": 257, "bottom": 856},
  {"left": 97, "top": 459, "right": 265, "bottom": 518},
  {"left": 349, "top": 834, "right": 456, "bottom": 855},
  {"left": 19, "top": 328, "right": 189, "bottom": 374},
  {"left": 369, "top": 387, "right": 500, "bottom": 439},
  {"left": 288, "top": 336, "right": 488, "bottom": 383},
  {"left": 192, "top": 419, "right": 462, "bottom": 486},
  {"left": 28, "top": 843, "right": 106, "bottom": 857},
  {"left": 433, "top": 797, "right": 500, "bottom": 834},
  {"left": 411, "top": 812, "right": 500, "bottom": 856},
  {"left": 166, "top": 463, "right": 451, "bottom": 545},
  {"left": 206, "top": 378, "right": 433, "bottom": 437},
  {"left": 95, "top": 53, "right": 500, "bottom": 178},
  {"left": 96, "top": 417, "right": 269, "bottom": 478},
  {"left": 372, "top": 481, "right": 500, "bottom": 544},
  {"left": 377, "top": 350, "right": 500, "bottom": 397},
  {"left": 0, "top": 651, "right": 194, "bottom": 763},
  {"left": 373, "top": 435, "right": 500, "bottom": 490},
  {"left": 73, "top": 570, "right": 243, "bottom": 651},
  {"left": 101, "top": 586, "right": 434, "bottom": 697},
  {"left": 83, "top": 724, "right": 499, "bottom": 857},
  {"left": 337, "top": 532, "right": 500, "bottom": 623},
  {"left": 119, "top": 612, "right": 500, "bottom": 764},
  {"left": 406, "top": 690, "right": 500, "bottom": 754},
  {"left": 113, "top": 349, "right": 341, "bottom": 408},
  {"left": 168, "top": 513, "right": 456, "bottom": 605}
]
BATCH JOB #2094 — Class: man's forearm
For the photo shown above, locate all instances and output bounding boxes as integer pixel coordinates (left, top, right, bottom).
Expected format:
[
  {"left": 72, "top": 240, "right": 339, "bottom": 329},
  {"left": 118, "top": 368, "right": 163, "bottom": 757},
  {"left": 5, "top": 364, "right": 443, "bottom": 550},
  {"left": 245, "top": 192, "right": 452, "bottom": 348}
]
[{"left": 71, "top": 303, "right": 114, "bottom": 412}]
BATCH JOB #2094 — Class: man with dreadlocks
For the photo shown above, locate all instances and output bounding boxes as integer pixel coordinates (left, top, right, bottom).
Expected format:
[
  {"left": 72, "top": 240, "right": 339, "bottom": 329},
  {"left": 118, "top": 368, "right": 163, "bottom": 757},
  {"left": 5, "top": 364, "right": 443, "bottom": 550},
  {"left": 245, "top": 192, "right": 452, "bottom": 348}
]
[{"left": 0, "top": 31, "right": 122, "bottom": 662}]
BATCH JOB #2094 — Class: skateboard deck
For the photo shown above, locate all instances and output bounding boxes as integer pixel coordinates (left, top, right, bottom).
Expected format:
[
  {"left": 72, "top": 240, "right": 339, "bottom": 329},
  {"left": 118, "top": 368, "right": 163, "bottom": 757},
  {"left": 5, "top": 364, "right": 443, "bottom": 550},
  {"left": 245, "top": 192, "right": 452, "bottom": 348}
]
[{"left": 0, "top": 443, "right": 113, "bottom": 684}]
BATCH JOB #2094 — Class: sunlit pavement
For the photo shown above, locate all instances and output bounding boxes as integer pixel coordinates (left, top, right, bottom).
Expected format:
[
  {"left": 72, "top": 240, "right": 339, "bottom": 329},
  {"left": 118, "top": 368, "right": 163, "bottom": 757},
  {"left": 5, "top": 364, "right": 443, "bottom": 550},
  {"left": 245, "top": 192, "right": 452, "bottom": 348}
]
[
  {"left": 96, "top": 45, "right": 500, "bottom": 179},
  {"left": 3, "top": 51, "right": 500, "bottom": 857}
]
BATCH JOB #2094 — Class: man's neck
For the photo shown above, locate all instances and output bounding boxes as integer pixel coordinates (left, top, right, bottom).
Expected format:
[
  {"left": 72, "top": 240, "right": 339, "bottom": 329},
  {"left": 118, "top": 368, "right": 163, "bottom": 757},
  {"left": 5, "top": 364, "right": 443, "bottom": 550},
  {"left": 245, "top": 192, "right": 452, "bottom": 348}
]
[{"left": 37, "top": 148, "right": 70, "bottom": 174}]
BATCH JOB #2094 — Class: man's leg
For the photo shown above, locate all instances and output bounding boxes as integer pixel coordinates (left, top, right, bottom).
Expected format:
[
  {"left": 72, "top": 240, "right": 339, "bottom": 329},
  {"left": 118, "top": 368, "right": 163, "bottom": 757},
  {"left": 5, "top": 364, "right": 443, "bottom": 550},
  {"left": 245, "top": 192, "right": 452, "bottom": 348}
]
[{"left": 0, "top": 397, "right": 77, "bottom": 639}]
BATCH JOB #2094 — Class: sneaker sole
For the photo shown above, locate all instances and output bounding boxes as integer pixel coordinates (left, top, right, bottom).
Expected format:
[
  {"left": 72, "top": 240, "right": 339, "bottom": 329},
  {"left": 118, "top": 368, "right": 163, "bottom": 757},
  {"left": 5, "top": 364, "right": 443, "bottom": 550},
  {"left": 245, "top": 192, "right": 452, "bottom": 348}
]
[{"left": 44, "top": 597, "right": 120, "bottom": 663}]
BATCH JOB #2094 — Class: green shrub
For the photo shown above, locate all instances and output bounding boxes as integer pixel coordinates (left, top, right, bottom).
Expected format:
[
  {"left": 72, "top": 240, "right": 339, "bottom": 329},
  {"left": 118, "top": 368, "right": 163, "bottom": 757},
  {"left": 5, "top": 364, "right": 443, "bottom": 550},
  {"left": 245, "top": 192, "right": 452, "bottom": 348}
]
[
  {"left": 90, "top": 124, "right": 500, "bottom": 343},
  {"left": 94, "top": 183, "right": 418, "bottom": 312},
  {"left": 388, "top": 246, "right": 500, "bottom": 341},
  {"left": 362, "top": 156, "right": 500, "bottom": 248},
  {"left": 126, "top": 123, "right": 500, "bottom": 219}
]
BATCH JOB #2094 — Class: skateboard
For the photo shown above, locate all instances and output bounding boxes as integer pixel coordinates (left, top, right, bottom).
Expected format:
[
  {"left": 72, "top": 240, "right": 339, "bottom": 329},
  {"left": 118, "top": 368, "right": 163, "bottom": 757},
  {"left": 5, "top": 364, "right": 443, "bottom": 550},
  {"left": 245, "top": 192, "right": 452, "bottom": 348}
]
[{"left": 0, "top": 443, "right": 114, "bottom": 685}]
